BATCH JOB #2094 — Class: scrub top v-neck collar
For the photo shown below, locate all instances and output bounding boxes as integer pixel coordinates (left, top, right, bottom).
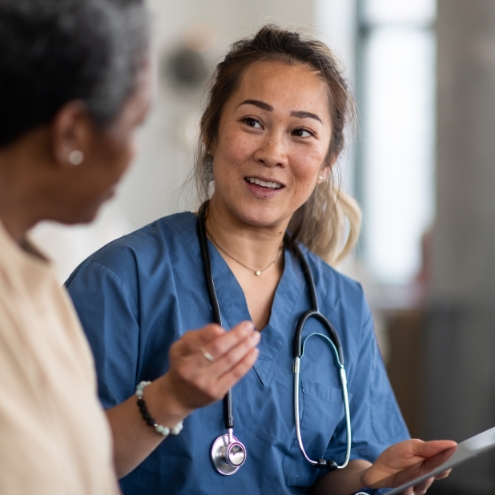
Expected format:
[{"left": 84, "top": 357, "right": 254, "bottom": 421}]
[
  {"left": 177, "top": 212, "right": 304, "bottom": 385},
  {"left": 209, "top": 243, "right": 304, "bottom": 385}
]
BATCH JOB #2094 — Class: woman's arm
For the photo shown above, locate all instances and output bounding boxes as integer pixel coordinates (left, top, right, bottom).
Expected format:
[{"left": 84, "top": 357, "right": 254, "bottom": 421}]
[
  {"left": 310, "top": 459, "right": 371, "bottom": 495},
  {"left": 311, "top": 439, "right": 456, "bottom": 495},
  {"left": 64, "top": 242, "right": 261, "bottom": 477},
  {"left": 105, "top": 321, "right": 260, "bottom": 478}
]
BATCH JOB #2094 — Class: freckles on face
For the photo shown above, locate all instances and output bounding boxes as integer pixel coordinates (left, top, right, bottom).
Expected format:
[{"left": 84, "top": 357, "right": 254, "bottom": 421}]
[{"left": 210, "top": 60, "right": 332, "bottom": 228}]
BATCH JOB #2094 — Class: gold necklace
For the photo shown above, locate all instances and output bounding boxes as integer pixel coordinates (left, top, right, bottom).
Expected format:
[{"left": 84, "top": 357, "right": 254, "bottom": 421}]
[{"left": 208, "top": 233, "right": 282, "bottom": 276}]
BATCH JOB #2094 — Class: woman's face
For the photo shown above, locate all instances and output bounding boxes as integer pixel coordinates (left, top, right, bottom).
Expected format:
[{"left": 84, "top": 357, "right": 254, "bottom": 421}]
[
  {"left": 59, "top": 62, "right": 152, "bottom": 224},
  {"left": 210, "top": 60, "right": 333, "bottom": 231}
]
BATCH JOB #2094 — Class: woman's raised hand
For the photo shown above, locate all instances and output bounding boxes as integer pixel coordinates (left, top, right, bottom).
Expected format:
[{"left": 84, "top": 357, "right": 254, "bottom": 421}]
[
  {"left": 158, "top": 321, "right": 260, "bottom": 416},
  {"left": 362, "top": 439, "right": 457, "bottom": 495},
  {"left": 105, "top": 321, "right": 259, "bottom": 478}
]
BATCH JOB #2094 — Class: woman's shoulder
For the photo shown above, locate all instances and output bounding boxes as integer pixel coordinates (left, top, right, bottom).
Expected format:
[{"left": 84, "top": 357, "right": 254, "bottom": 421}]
[
  {"left": 304, "top": 248, "right": 364, "bottom": 293},
  {"left": 66, "top": 211, "right": 197, "bottom": 283},
  {"left": 300, "top": 247, "right": 369, "bottom": 318}
]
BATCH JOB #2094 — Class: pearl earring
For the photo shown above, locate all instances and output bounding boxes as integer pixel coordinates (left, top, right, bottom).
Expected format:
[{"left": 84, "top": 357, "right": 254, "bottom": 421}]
[
  {"left": 318, "top": 175, "right": 324, "bottom": 183},
  {"left": 69, "top": 150, "right": 84, "bottom": 166}
]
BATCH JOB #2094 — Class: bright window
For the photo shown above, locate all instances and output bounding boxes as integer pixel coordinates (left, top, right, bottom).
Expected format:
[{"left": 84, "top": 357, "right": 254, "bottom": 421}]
[{"left": 357, "top": 0, "right": 436, "bottom": 284}]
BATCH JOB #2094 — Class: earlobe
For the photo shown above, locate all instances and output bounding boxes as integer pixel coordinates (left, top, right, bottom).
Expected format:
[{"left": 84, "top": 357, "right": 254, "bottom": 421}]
[
  {"left": 318, "top": 155, "right": 336, "bottom": 183},
  {"left": 50, "top": 100, "right": 90, "bottom": 168},
  {"left": 68, "top": 150, "right": 84, "bottom": 166},
  {"left": 204, "top": 134, "right": 216, "bottom": 159},
  {"left": 317, "top": 167, "right": 331, "bottom": 184}
]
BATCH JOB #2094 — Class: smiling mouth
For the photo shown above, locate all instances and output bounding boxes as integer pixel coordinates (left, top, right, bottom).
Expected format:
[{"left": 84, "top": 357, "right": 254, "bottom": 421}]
[{"left": 245, "top": 177, "right": 284, "bottom": 190}]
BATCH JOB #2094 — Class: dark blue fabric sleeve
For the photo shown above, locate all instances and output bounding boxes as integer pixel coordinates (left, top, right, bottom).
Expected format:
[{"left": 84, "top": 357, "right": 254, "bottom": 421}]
[{"left": 65, "top": 260, "right": 140, "bottom": 409}]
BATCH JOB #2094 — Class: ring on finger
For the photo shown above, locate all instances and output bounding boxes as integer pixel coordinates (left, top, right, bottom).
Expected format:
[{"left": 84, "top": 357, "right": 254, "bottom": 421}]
[{"left": 201, "top": 347, "right": 215, "bottom": 363}]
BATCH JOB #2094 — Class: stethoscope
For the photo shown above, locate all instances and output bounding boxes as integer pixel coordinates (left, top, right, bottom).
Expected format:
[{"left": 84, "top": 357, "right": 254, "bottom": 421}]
[{"left": 197, "top": 202, "right": 352, "bottom": 477}]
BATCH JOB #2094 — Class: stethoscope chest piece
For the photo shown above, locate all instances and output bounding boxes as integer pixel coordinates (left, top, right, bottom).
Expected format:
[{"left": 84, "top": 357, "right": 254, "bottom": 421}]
[{"left": 210, "top": 431, "right": 247, "bottom": 476}]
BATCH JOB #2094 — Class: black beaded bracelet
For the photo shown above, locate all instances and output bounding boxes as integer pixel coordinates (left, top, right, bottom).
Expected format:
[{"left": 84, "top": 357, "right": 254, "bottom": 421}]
[{"left": 135, "top": 381, "right": 183, "bottom": 437}]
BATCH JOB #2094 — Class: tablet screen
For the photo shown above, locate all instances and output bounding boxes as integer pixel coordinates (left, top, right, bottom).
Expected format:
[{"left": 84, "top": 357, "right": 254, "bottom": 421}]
[{"left": 378, "top": 426, "right": 495, "bottom": 495}]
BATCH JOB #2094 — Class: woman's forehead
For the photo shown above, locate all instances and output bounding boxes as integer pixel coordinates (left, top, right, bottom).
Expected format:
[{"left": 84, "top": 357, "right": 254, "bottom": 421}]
[
  {"left": 227, "top": 60, "right": 330, "bottom": 118},
  {"left": 237, "top": 59, "right": 327, "bottom": 95}
]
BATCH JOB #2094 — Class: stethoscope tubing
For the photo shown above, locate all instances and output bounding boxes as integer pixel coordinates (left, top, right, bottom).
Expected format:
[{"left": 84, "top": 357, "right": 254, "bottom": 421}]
[
  {"left": 197, "top": 201, "right": 351, "bottom": 474},
  {"left": 197, "top": 203, "right": 234, "bottom": 430},
  {"left": 291, "top": 250, "right": 351, "bottom": 470}
]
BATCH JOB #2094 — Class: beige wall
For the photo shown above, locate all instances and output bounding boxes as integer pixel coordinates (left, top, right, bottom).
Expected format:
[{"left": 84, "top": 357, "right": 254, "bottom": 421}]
[
  {"left": 32, "top": 0, "right": 321, "bottom": 282},
  {"left": 31, "top": 0, "right": 360, "bottom": 283}
]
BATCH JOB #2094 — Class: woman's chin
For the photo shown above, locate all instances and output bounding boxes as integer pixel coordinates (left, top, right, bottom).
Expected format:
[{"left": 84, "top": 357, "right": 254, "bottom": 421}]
[
  {"left": 210, "top": 195, "right": 291, "bottom": 231},
  {"left": 234, "top": 210, "right": 289, "bottom": 231},
  {"left": 52, "top": 203, "right": 101, "bottom": 226}
]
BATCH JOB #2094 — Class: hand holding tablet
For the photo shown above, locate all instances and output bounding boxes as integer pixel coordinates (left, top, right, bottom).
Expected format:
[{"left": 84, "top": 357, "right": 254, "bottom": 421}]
[
  {"left": 358, "top": 426, "right": 495, "bottom": 495},
  {"left": 361, "top": 439, "right": 456, "bottom": 493}
]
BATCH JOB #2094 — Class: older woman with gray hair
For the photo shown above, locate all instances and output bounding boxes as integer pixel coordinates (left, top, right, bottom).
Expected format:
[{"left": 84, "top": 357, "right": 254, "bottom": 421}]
[{"left": 0, "top": 1, "right": 259, "bottom": 493}]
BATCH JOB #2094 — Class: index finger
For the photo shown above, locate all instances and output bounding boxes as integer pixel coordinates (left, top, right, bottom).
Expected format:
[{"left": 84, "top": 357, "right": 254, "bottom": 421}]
[
  {"left": 174, "top": 324, "right": 225, "bottom": 356},
  {"left": 201, "top": 321, "right": 256, "bottom": 360},
  {"left": 413, "top": 440, "right": 457, "bottom": 459},
  {"left": 433, "top": 468, "right": 452, "bottom": 480},
  {"left": 412, "top": 476, "right": 434, "bottom": 494}
]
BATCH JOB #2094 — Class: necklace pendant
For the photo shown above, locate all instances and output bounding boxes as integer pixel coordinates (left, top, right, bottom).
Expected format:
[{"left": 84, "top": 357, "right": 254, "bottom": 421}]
[{"left": 255, "top": 270, "right": 261, "bottom": 276}]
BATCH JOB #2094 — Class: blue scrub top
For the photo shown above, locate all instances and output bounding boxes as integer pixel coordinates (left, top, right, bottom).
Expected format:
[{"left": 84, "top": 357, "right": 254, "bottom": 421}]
[{"left": 66, "top": 212, "right": 409, "bottom": 495}]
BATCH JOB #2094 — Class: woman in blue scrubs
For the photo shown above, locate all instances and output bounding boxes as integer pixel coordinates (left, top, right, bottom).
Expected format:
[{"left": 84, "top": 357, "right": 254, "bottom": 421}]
[{"left": 66, "top": 25, "right": 454, "bottom": 495}]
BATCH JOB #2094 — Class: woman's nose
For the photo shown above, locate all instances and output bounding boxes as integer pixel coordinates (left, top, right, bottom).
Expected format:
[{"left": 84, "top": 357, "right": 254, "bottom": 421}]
[{"left": 253, "top": 133, "right": 288, "bottom": 167}]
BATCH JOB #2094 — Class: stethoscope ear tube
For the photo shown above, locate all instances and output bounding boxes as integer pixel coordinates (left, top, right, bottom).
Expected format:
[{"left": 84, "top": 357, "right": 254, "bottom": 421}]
[
  {"left": 291, "top": 243, "right": 344, "bottom": 364},
  {"left": 291, "top": 243, "right": 351, "bottom": 471},
  {"left": 293, "top": 310, "right": 344, "bottom": 365},
  {"left": 293, "top": 327, "right": 352, "bottom": 471}
]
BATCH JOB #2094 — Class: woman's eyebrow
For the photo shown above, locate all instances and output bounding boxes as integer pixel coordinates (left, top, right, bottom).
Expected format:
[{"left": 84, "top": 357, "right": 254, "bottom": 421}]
[
  {"left": 237, "top": 99, "right": 273, "bottom": 111},
  {"left": 237, "top": 99, "right": 323, "bottom": 124},
  {"left": 290, "top": 110, "right": 322, "bottom": 124}
]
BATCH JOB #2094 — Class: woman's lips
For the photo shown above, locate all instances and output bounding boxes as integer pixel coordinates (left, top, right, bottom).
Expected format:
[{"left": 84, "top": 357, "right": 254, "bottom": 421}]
[
  {"left": 245, "top": 177, "right": 283, "bottom": 189},
  {"left": 244, "top": 177, "right": 284, "bottom": 198}
]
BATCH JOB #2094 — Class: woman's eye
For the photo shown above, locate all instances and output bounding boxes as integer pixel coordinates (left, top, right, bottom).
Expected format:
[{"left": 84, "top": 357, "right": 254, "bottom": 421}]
[
  {"left": 243, "top": 117, "right": 262, "bottom": 129},
  {"left": 292, "top": 128, "right": 314, "bottom": 138}
]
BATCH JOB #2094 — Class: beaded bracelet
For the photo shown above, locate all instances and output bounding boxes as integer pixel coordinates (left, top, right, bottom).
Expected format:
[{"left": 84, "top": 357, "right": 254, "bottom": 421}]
[{"left": 135, "top": 381, "right": 183, "bottom": 438}]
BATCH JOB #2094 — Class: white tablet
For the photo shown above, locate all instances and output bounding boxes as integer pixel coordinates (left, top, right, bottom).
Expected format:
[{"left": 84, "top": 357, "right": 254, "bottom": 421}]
[{"left": 377, "top": 426, "right": 495, "bottom": 495}]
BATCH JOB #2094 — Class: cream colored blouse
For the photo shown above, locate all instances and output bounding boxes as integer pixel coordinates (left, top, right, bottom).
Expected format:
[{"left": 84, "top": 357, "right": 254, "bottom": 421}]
[{"left": 0, "top": 220, "right": 119, "bottom": 495}]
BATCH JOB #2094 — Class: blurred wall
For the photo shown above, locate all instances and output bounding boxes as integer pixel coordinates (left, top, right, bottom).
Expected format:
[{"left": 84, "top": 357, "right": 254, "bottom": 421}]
[
  {"left": 31, "top": 0, "right": 317, "bottom": 282},
  {"left": 120, "top": 0, "right": 317, "bottom": 229},
  {"left": 426, "top": 0, "right": 495, "bottom": 493}
]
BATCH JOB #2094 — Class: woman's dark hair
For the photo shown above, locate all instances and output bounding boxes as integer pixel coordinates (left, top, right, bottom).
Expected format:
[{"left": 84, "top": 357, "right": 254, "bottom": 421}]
[
  {"left": 0, "top": 0, "right": 149, "bottom": 147},
  {"left": 195, "top": 25, "right": 361, "bottom": 264}
]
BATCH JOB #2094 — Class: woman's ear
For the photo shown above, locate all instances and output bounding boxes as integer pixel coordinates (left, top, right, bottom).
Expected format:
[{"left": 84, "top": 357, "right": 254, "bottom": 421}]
[
  {"left": 319, "top": 167, "right": 331, "bottom": 182},
  {"left": 50, "top": 101, "right": 93, "bottom": 168},
  {"left": 317, "top": 164, "right": 332, "bottom": 183},
  {"left": 318, "top": 154, "right": 338, "bottom": 183},
  {"left": 208, "top": 142, "right": 215, "bottom": 158}
]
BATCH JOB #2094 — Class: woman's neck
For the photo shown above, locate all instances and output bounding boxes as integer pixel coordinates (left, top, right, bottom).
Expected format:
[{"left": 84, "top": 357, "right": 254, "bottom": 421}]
[
  {"left": 204, "top": 197, "right": 287, "bottom": 330},
  {"left": 0, "top": 134, "right": 49, "bottom": 245},
  {"left": 205, "top": 198, "right": 286, "bottom": 275}
]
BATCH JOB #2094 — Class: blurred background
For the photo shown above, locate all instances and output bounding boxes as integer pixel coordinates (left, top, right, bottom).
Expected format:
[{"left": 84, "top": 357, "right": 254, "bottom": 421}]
[{"left": 31, "top": 0, "right": 495, "bottom": 492}]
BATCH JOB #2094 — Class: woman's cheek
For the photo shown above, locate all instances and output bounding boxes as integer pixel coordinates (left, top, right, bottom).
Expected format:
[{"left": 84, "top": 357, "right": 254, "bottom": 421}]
[
  {"left": 227, "top": 136, "right": 254, "bottom": 163},
  {"left": 292, "top": 156, "right": 320, "bottom": 182}
]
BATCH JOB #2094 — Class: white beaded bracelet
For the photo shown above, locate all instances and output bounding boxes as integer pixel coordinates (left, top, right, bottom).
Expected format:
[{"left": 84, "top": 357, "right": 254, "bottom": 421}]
[{"left": 135, "top": 381, "right": 183, "bottom": 437}]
